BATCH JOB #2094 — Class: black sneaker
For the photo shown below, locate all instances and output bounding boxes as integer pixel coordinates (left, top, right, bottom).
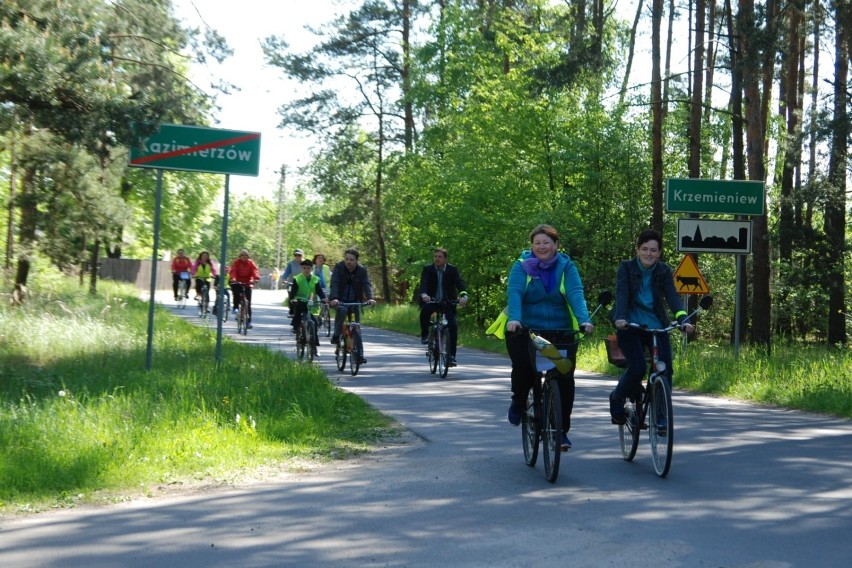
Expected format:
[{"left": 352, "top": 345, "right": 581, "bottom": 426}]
[
  {"left": 330, "top": 336, "right": 339, "bottom": 345},
  {"left": 358, "top": 357, "right": 367, "bottom": 365},
  {"left": 447, "top": 356, "right": 457, "bottom": 367},
  {"left": 420, "top": 335, "right": 429, "bottom": 344}
]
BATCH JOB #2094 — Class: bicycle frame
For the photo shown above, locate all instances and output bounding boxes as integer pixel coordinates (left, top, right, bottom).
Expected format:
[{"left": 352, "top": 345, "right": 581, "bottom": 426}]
[
  {"left": 197, "top": 280, "right": 211, "bottom": 318},
  {"left": 424, "top": 300, "right": 458, "bottom": 378},
  {"left": 334, "top": 302, "right": 369, "bottom": 376},
  {"left": 292, "top": 299, "right": 319, "bottom": 362}
]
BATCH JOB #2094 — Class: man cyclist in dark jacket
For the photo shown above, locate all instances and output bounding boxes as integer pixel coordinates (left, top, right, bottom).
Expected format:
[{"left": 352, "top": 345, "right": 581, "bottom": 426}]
[
  {"left": 329, "top": 248, "right": 376, "bottom": 363},
  {"left": 418, "top": 247, "right": 469, "bottom": 366}
]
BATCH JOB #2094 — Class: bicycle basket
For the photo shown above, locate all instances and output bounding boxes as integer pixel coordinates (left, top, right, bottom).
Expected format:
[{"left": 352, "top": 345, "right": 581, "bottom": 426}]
[{"left": 605, "top": 334, "right": 628, "bottom": 368}]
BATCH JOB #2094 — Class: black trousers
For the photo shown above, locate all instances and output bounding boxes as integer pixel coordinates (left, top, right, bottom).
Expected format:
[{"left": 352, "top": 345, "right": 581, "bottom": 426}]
[{"left": 506, "top": 329, "right": 579, "bottom": 433}]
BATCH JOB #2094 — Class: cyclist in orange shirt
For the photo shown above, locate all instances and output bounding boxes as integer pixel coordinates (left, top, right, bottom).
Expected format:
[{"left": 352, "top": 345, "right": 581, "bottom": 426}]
[{"left": 228, "top": 249, "right": 261, "bottom": 329}]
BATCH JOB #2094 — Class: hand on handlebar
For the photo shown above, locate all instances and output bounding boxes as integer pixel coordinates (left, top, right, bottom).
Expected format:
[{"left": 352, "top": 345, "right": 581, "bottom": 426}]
[
  {"left": 330, "top": 299, "right": 339, "bottom": 307},
  {"left": 506, "top": 320, "right": 521, "bottom": 333},
  {"left": 366, "top": 299, "right": 376, "bottom": 306},
  {"left": 579, "top": 322, "right": 595, "bottom": 335},
  {"left": 681, "top": 322, "right": 695, "bottom": 335}
]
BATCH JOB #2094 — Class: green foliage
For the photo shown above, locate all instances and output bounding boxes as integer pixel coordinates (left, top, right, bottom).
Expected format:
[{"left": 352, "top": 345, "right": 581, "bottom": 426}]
[{"left": 0, "top": 276, "right": 394, "bottom": 511}]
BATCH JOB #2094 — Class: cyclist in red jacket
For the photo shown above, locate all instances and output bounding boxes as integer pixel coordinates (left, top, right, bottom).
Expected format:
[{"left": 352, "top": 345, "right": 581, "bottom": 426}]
[
  {"left": 170, "top": 249, "right": 193, "bottom": 301},
  {"left": 229, "top": 249, "right": 261, "bottom": 329}
]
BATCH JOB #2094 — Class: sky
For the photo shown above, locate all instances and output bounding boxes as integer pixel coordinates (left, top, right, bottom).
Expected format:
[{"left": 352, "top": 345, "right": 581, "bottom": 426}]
[{"left": 171, "top": 0, "right": 352, "bottom": 197}]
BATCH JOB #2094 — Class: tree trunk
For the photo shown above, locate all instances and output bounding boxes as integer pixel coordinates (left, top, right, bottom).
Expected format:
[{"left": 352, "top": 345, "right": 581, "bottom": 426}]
[
  {"left": 805, "top": 0, "right": 821, "bottom": 230},
  {"left": 703, "top": 0, "right": 718, "bottom": 125},
  {"left": 89, "top": 238, "right": 100, "bottom": 295},
  {"left": 619, "top": 0, "right": 644, "bottom": 106},
  {"left": 725, "top": 0, "right": 749, "bottom": 342},
  {"left": 825, "top": 0, "right": 849, "bottom": 346},
  {"left": 651, "top": 0, "right": 664, "bottom": 233},
  {"left": 689, "top": 0, "right": 705, "bottom": 178},
  {"left": 13, "top": 163, "right": 37, "bottom": 291},
  {"left": 374, "top": 113, "right": 392, "bottom": 303},
  {"left": 402, "top": 0, "right": 414, "bottom": 152},
  {"left": 776, "top": 1, "right": 802, "bottom": 337},
  {"left": 778, "top": 3, "right": 801, "bottom": 264},
  {"left": 739, "top": 0, "right": 771, "bottom": 349},
  {"left": 663, "top": 0, "right": 675, "bottom": 117}
]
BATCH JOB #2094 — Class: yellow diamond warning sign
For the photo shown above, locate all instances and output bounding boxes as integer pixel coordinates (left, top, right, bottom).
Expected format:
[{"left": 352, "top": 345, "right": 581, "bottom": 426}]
[{"left": 673, "top": 254, "right": 710, "bottom": 295}]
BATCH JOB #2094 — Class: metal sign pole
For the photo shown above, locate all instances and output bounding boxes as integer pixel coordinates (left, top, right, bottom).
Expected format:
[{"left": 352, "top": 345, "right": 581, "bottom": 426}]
[
  {"left": 734, "top": 255, "right": 743, "bottom": 358},
  {"left": 216, "top": 174, "right": 231, "bottom": 366},
  {"left": 216, "top": 174, "right": 231, "bottom": 365},
  {"left": 145, "top": 169, "right": 164, "bottom": 371}
]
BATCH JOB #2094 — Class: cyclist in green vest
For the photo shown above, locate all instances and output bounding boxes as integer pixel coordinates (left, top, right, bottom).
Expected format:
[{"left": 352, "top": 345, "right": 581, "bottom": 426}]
[
  {"left": 191, "top": 251, "right": 219, "bottom": 311},
  {"left": 289, "top": 259, "right": 327, "bottom": 354}
]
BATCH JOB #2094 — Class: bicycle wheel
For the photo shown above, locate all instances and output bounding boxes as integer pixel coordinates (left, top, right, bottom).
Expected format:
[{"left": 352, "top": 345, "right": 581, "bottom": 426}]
[
  {"left": 295, "top": 324, "right": 307, "bottom": 361},
  {"left": 322, "top": 305, "right": 331, "bottom": 337},
  {"left": 649, "top": 376, "right": 674, "bottom": 478},
  {"left": 619, "top": 397, "right": 641, "bottom": 462},
  {"left": 438, "top": 326, "right": 450, "bottom": 379},
  {"left": 349, "top": 326, "right": 362, "bottom": 376},
  {"left": 202, "top": 287, "right": 209, "bottom": 316},
  {"left": 427, "top": 329, "right": 438, "bottom": 374},
  {"left": 177, "top": 280, "right": 187, "bottom": 309},
  {"left": 306, "top": 319, "right": 316, "bottom": 363},
  {"left": 521, "top": 386, "right": 540, "bottom": 467},
  {"left": 542, "top": 378, "right": 562, "bottom": 483},
  {"left": 239, "top": 301, "right": 248, "bottom": 335},
  {"left": 335, "top": 334, "right": 347, "bottom": 371}
]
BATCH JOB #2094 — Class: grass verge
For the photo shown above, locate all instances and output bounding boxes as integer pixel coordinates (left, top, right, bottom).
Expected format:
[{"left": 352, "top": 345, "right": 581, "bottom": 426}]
[{"left": 0, "top": 276, "right": 395, "bottom": 515}]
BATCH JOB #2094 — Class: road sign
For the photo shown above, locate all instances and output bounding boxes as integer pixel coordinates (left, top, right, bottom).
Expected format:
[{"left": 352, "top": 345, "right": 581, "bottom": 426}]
[
  {"left": 129, "top": 123, "right": 261, "bottom": 176},
  {"left": 673, "top": 254, "right": 710, "bottom": 295},
  {"left": 677, "top": 219, "right": 752, "bottom": 254},
  {"left": 666, "top": 178, "right": 765, "bottom": 215}
]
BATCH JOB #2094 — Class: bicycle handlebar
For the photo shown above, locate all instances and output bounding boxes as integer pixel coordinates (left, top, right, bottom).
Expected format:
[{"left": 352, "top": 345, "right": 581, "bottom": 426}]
[{"left": 622, "top": 300, "right": 709, "bottom": 334}]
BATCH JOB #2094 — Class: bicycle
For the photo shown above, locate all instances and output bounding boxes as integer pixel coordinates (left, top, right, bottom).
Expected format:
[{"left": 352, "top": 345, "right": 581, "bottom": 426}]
[
  {"left": 613, "top": 295, "right": 713, "bottom": 478},
  {"left": 232, "top": 283, "right": 251, "bottom": 335},
  {"left": 221, "top": 289, "right": 231, "bottom": 322},
  {"left": 196, "top": 280, "right": 211, "bottom": 318},
  {"left": 423, "top": 300, "right": 459, "bottom": 379},
  {"left": 292, "top": 299, "right": 320, "bottom": 362},
  {"left": 519, "top": 291, "right": 611, "bottom": 483},
  {"left": 175, "top": 272, "right": 190, "bottom": 309},
  {"left": 334, "top": 302, "right": 370, "bottom": 376},
  {"left": 318, "top": 300, "right": 332, "bottom": 337}
]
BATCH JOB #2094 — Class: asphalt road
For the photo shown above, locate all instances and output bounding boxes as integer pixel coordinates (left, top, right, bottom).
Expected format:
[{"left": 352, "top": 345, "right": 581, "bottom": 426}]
[{"left": 2, "top": 290, "right": 851, "bottom": 567}]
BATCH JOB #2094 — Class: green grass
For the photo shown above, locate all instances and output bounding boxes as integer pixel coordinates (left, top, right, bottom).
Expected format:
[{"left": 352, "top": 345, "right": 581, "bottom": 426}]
[
  {"left": 0, "top": 276, "right": 395, "bottom": 514},
  {"left": 362, "top": 303, "right": 852, "bottom": 419}
]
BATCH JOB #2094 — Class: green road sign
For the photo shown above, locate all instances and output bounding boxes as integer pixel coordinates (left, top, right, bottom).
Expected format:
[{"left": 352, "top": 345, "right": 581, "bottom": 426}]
[
  {"left": 666, "top": 178, "right": 765, "bottom": 215},
  {"left": 129, "top": 123, "right": 261, "bottom": 176}
]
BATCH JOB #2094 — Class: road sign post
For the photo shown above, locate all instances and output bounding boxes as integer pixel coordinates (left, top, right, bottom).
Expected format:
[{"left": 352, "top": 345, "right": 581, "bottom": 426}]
[{"left": 130, "top": 123, "right": 261, "bottom": 369}]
